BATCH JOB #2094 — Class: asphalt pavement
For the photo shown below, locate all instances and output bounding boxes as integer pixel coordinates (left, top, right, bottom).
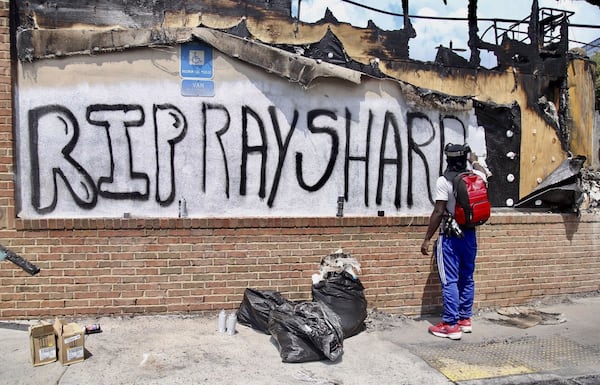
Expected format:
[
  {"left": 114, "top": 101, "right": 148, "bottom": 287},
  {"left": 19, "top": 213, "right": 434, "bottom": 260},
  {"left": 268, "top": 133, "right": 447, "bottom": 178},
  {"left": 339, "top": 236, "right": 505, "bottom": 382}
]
[{"left": 1, "top": 293, "right": 600, "bottom": 385}]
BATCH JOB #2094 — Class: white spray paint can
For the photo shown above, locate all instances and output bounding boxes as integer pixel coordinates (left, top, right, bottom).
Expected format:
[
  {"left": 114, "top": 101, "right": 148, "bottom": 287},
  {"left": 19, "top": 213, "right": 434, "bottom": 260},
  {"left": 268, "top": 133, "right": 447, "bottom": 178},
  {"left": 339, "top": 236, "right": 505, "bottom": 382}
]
[
  {"left": 218, "top": 309, "right": 227, "bottom": 333},
  {"left": 226, "top": 312, "right": 237, "bottom": 335}
]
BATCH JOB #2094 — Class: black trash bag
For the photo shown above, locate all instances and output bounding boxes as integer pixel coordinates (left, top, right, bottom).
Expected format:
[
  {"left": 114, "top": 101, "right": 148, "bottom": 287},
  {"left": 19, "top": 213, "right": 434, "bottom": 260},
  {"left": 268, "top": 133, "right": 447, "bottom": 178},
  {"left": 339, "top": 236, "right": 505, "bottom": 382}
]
[
  {"left": 268, "top": 301, "right": 344, "bottom": 363},
  {"left": 237, "top": 288, "right": 291, "bottom": 334},
  {"left": 312, "top": 271, "right": 368, "bottom": 338}
]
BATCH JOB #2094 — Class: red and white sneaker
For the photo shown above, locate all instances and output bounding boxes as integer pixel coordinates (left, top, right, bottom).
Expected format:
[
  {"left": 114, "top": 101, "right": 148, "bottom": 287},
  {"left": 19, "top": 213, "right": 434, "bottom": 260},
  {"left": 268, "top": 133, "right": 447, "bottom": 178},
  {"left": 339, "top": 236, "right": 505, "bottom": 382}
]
[
  {"left": 428, "top": 322, "right": 462, "bottom": 340},
  {"left": 457, "top": 318, "right": 472, "bottom": 333}
]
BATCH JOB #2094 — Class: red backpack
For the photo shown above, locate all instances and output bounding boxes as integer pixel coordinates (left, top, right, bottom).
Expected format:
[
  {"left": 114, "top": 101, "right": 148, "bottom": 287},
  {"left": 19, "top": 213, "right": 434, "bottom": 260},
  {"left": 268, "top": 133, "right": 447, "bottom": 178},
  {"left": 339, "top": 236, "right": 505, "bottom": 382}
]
[{"left": 448, "top": 172, "right": 491, "bottom": 227}]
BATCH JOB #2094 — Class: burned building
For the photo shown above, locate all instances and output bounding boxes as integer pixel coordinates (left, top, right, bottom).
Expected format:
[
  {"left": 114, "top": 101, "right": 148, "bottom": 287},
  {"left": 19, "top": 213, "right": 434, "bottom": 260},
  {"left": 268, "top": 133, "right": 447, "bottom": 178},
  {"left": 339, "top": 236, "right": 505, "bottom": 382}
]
[
  {"left": 1, "top": 0, "right": 599, "bottom": 320},
  {"left": 11, "top": 0, "right": 597, "bottom": 218}
]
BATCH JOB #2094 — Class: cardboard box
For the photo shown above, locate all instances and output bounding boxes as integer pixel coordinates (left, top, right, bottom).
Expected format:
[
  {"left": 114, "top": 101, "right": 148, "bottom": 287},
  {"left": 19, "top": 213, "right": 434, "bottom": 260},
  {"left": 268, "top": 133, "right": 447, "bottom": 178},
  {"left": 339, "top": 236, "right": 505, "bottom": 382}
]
[
  {"left": 53, "top": 319, "right": 85, "bottom": 365},
  {"left": 29, "top": 322, "right": 57, "bottom": 366}
]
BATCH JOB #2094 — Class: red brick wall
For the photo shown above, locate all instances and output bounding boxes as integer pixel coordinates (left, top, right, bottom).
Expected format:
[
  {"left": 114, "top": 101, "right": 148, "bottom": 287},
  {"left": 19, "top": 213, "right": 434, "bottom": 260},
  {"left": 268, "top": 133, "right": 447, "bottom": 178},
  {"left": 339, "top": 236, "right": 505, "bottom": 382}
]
[
  {"left": 1, "top": 213, "right": 599, "bottom": 319},
  {"left": 0, "top": 1, "right": 15, "bottom": 232},
  {"left": 1, "top": 2, "right": 599, "bottom": 320}
]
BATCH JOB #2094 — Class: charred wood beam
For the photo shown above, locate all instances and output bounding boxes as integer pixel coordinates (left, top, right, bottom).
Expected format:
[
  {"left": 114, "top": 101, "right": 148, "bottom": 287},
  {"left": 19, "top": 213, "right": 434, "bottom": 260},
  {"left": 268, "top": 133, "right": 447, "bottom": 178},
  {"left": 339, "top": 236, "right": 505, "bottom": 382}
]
[
  {"left": 16, "top": 0, "right": 292, "bottom": 30},
  {"left": 191, "top": 27, "right": 362, "bottom": 86},
  {"left": 16, "top": 28, "right": 192, "bottom": 61},
  {"left": 467, "top": 0, "right": 480, "bottom": 67}
]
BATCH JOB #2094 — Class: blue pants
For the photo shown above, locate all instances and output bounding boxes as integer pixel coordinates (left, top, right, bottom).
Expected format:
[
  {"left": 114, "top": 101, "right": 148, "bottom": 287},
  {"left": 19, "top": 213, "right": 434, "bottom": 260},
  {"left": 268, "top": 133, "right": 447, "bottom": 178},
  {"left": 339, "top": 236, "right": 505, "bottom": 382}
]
[{"left": 435, "top": 229, "right": 477, "bottom": 324}]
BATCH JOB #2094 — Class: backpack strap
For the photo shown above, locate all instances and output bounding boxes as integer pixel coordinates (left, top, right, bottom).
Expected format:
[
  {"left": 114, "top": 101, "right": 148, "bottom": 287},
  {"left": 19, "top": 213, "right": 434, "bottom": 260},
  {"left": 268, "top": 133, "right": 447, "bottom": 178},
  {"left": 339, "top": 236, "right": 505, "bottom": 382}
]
[
  {"left": 443, "top": 170, "right": 459, "bottom": 182},
  {"left": 442, "top": 171, "right": 458, "bottom": 220}
]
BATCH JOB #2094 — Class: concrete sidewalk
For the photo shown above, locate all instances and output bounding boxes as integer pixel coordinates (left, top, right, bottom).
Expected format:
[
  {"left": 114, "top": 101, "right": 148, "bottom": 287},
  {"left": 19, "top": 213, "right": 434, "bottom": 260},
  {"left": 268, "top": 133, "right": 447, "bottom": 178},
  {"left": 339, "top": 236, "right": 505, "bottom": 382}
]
[{"left": 1, "top": 294, "right": 600, "bottom": 385}]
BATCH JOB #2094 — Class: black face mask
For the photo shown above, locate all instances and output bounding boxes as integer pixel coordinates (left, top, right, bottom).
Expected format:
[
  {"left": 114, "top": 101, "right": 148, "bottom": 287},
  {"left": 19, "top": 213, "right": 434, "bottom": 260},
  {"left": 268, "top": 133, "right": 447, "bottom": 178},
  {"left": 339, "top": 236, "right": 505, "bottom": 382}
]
[{"left": 446, "top": 157, "right": 467, "bottom": 172}]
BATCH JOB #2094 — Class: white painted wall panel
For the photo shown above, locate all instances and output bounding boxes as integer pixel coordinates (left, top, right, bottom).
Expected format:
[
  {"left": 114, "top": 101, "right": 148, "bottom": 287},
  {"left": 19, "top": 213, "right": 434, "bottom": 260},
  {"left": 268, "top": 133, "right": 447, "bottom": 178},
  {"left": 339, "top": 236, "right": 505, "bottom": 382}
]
[{"left": 16, "top": 45, "right": 485, "bottom": 218}]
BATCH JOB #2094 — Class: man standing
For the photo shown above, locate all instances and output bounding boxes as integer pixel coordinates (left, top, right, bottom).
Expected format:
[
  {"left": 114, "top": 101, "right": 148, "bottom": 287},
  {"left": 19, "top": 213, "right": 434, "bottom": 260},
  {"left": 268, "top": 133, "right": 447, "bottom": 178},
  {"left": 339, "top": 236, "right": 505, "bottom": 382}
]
[{"left": 420, "top": 143, "right": 488, "bottom": 340}]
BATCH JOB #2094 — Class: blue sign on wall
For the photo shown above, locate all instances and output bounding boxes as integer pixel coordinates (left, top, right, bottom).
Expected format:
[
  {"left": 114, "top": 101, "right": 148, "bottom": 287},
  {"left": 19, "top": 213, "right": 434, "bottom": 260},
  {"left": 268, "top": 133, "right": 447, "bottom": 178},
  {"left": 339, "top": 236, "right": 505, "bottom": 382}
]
[
  {"left": 181, "top": 79, "right": 215, "bottom": 97},
  {"left": 180, "top": 42, "right": 213, "bottom": 79}
]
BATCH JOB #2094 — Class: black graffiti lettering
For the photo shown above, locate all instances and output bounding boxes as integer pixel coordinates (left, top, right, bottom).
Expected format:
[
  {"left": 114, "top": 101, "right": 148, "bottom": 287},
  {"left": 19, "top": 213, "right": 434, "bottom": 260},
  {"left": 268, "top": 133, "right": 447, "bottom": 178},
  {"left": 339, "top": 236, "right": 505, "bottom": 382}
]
[
  {"left": 240, "top": 106, "right": 267, "bottom": 198},
  {"left": 23, "top": 102, "right": 477, "bottom": 215},
  {"left": 267, "top": 106, "right": 298, "bottom": 207},
  {"left": 87, "top": 104, "right": 149, "bottom": 200},
  {"left": 377, "top": 111, "right": 402, "bottom": 208},
  {"left": 407, "top": 112, "right": 436, "bottom": 206},
  {"left": 28, "top": 105, "right": 98, "bottom": 213},
  {"left": 345, "top": 108, "right": 371, "bottom": 206},
  {"left": 203, "top": 103, "right": 231, "bottom": 197},
  {"left": 296, "top": 109, "right": 339, "bottom": 192},
  {"left": 154, "top": 104, "right": 187, "bottom": 206}
]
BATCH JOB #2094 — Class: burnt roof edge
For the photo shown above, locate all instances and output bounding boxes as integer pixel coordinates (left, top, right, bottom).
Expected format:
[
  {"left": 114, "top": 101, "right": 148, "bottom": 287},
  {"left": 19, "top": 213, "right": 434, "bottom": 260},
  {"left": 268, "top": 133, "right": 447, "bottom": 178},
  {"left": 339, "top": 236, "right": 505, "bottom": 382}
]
[
  {"left": 191, "top": 28, "right": 362, "bottom": 87},
  {"left": 16, "top": 27, "right": 363, "bottom": 87},
  {"left": 16, "top": 28, "right": 191, "bottom": 61},
  {"left": 15, "top": 26, "right": 476, "bottom": 107}
]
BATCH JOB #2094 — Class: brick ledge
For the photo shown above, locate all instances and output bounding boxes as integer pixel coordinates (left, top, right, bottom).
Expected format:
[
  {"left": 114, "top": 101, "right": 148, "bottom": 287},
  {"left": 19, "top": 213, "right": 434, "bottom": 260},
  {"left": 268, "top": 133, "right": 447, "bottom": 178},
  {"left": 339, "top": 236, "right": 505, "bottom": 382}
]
[{"left": 13, "top": 210, "right": 591, "bottom": 231}]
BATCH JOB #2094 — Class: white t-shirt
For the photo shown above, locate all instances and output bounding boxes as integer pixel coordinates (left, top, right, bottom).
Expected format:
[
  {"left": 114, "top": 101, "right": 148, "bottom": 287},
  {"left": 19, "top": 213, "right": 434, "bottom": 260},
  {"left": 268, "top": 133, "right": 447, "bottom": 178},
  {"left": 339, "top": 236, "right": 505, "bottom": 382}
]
[{"left": 434, "top": 169, "right": 487, "bottom": 213}]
